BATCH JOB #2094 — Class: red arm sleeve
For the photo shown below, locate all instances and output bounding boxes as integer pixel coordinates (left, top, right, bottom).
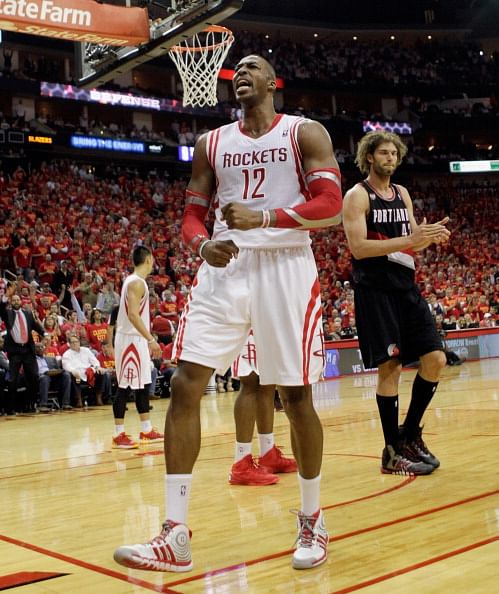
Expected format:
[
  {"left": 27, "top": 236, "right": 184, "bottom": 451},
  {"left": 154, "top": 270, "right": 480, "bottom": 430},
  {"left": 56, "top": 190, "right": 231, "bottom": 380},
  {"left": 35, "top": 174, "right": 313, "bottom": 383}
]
[
  {"left": 274, "top": 169, "right": 342, "bottom": 229},
  {"left": 181, "top": 190, "right": 211, "bottom": 253}
]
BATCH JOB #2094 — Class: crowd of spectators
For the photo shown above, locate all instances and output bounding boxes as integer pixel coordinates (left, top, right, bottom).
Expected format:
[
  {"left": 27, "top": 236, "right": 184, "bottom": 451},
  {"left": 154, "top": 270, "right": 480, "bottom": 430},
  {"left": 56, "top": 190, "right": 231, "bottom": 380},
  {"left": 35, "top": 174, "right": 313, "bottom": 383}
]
[
  {"left": 229, "top": 34, "right": 499, "bottom": 95},
  {"left": 2, "top": 37, "right": 498, "bottom": 117},
  {"left": 0, "top": 160, "right": 497, "bottom": 412}
]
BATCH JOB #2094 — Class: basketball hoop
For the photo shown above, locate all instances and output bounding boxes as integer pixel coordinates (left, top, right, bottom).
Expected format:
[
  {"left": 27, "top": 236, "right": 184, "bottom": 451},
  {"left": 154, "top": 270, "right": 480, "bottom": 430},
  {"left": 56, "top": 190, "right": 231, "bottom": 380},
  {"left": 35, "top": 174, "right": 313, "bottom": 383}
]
[{"left": 169, "top": 25, "right": 235, "bottom": 108}]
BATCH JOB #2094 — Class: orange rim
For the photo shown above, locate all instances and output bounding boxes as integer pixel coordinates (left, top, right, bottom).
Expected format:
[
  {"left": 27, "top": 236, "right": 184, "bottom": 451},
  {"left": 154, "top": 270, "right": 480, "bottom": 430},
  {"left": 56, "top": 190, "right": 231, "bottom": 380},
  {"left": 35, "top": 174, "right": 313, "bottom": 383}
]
[{"left": 169, "top": 25, "right": 234, "bottom": 53}]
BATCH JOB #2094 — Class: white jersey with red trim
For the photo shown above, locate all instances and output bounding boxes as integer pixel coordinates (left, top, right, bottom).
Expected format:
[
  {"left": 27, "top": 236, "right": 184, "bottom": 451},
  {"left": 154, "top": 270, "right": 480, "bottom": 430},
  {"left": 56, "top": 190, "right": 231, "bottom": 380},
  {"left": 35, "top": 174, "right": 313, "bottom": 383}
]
[
  {"left": 116, "top": 273, "right": 150, "bottom": 336},
  {"left": 207, "top": 114, "right": 311, "bottom": 248}
]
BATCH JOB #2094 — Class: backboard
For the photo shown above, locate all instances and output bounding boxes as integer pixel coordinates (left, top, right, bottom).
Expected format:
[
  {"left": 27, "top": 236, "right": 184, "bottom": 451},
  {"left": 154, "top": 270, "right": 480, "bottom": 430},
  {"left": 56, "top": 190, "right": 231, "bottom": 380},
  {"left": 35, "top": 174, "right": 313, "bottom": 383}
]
[{"left": 75, "top": 0, "right": 244, "bottom": 89}]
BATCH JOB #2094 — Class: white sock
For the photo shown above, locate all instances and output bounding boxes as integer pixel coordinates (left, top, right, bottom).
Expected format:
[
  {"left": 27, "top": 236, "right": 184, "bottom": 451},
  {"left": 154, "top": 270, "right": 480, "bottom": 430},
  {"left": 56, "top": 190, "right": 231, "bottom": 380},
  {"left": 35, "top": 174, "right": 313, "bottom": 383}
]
[
  {"left": 115, "top": 424, "right": 125, "bottom": 435},
  {"left": 298, "top": 474, "right": 321, "bottom": 516},
  {"left": 165, "top": 474, "right": 192, "bottom": 525},
  {"left": 258, "top": 433, "right": 274, "bottom": 456},
  {"left": 141, "top": 419, "right": 153, "bottom": 433},
  {"left": 235, "top": 442, "right": 252, "bottom": 462}
]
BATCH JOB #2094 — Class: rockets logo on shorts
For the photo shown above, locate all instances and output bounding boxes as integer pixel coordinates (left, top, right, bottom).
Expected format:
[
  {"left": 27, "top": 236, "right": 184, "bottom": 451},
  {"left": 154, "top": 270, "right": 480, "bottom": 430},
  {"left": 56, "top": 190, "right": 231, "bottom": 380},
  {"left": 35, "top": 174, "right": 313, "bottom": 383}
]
[
  {"left": 119, "top": 343, "right": 142, "bottom": 386},
  {"left": 243, "top": 342, "right": 257, "bottom": 367},
  {"left": 125, "top": 368, "right": 137, "bottom": 383},
  {"left": 387, "top": 343, "right": 400, "bottom": 357}
]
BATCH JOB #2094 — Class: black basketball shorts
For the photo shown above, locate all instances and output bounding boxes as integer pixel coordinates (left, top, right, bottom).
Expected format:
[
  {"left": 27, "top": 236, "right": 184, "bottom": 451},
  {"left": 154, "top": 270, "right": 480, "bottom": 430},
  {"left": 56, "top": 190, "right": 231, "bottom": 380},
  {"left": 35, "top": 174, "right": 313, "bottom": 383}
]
[{"left": 354, "top": 283, "right": 443, "bottom": 369}]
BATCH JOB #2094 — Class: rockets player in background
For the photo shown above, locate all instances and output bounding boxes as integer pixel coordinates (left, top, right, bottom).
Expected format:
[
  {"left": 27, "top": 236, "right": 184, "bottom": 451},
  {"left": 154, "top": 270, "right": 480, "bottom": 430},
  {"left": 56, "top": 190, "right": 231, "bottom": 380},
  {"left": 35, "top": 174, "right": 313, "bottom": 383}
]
[
  {"left": 342, "top": 131, "right": 450, "bottom": 476},
  {"left": 111, "top": 245, "right": 164, "bottom": 449},
  {"left": 229, "top": 330, "right": 298, "bottom": 486},
  {"left": 114, "top": 54, "right": 342, "bottom": 572}
]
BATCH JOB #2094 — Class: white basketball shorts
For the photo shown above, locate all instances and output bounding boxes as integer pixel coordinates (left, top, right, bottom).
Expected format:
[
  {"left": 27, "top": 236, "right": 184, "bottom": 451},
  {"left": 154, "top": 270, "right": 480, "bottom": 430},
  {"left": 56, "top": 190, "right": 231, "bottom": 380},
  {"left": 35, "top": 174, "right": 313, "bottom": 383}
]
[
  {"left": 115, "top": 332, "right": 152, "bottom": 389},
  {"left": 173, "top": 246, "right": 324, "bottom": 385}
]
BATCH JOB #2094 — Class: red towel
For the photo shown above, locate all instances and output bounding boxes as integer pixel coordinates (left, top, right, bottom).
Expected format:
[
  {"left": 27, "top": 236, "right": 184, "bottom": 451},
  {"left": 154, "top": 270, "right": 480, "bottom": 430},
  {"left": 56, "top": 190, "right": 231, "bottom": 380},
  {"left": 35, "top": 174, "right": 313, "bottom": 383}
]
[{"left": 86, "top": 367, "right": 95, "bottom": 387}]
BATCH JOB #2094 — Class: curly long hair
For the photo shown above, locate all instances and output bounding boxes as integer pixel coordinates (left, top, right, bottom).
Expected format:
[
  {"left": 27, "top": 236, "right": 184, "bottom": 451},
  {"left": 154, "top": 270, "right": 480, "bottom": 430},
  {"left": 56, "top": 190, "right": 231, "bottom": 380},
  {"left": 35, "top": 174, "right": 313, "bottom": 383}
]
[{"left": 355, "top": 131, "right": 408, "bottom": 176}]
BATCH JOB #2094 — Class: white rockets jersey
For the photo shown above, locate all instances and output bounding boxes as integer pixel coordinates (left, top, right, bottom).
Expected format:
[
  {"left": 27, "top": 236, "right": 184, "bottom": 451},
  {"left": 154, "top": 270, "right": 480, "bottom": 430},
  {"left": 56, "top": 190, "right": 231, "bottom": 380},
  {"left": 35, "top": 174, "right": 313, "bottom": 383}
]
[
  {"left": 207, "top": 114, "right": 312, "bottom": 248},
  {"left": 116, "top": 273, "right": 150, "bottom": 336}
]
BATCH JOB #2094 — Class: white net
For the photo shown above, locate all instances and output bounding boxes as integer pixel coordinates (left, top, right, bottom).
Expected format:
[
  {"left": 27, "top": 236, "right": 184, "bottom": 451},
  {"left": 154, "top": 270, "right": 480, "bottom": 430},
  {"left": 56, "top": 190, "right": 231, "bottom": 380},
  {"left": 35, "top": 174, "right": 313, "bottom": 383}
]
[{"left": 169, "top": 26, "right": 235, "bottom": 107}]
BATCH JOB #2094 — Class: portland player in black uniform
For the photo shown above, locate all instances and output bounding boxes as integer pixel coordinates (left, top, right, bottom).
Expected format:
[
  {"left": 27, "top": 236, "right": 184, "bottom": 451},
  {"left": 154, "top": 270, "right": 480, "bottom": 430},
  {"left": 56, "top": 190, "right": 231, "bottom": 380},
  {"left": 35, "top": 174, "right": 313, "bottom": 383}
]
[{"left": 343, "top": 131, "right": 451, "bottom": 474}]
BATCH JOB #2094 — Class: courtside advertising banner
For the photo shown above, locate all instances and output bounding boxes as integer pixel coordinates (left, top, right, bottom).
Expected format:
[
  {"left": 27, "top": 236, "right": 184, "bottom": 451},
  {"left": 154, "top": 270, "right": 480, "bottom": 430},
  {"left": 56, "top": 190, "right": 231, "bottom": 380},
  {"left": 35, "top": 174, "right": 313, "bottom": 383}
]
[{"left": 0, "top": 0, "right": 150, "bottom": 45}]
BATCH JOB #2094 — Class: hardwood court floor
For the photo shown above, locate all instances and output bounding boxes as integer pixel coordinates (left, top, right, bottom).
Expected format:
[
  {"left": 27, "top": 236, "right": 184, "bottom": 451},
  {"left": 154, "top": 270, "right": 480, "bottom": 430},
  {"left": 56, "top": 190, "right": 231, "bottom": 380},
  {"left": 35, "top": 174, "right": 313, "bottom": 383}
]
[{"left": 0, "top": 359, "right": 498, "bottom": 593}]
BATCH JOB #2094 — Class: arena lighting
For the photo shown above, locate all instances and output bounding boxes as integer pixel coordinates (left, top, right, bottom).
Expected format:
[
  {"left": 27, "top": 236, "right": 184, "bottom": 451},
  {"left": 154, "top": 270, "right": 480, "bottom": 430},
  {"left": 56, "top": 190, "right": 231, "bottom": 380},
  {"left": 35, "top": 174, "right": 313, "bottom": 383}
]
[
  {"left": 148, "top": 144, "right": 164, "bottom": 154},
  {"left": 449, "top": 160, "right": 499, "bottom": 173},
  {"left": 70, "top": 135, "right": 145, "bottom": 153},
  {"left": 178, "top": 145, "right": 194, "bottom": 161},
  {"left": 362, "top": 120, "right": 412, "bottom": 135},
  {"left": 28, "top": 135, "right": 53, "bottom": 144}
]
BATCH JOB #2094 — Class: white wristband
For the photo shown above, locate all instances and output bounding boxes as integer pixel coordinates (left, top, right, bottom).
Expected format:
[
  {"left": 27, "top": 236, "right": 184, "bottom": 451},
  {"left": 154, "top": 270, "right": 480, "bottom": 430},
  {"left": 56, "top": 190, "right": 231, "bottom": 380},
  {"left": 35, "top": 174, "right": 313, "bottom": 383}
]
[
  {"left": 147, "top": 338, "right": 155, "bottom": 344},
  {"left": 261, "top": 209, "right": 271, "bottom": 228},
  {"left": 198, "top": 239, "right": 212, "bottom": 260}
]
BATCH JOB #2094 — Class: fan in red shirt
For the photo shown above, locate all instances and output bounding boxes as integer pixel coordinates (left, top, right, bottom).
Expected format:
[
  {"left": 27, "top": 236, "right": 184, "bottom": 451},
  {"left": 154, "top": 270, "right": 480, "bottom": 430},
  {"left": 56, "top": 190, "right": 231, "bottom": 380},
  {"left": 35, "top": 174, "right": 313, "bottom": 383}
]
[
  {"left": 151, "top": 266, "right": 171, "bottom": 296},
  {"left": 38, "top": 254, "right": 58, "bottom": 286},
  {"left": 36, "top": 295, "right": 55, "bottom": 322},
  {"left": 97, "top": 343, "right": 116, "bottom": 373},
  {"left": 43, "top": 315, "right": 62, "bottom": 347},
  {"left": 158, "top": 291, "right": 179, "bottom": 325},
  {"left": 61, "top": 310, "right": 87, "bottom": 341},
  {"left": 36, "top": 283, "right": 58, "bottom": 305},
  {"left": 41, "top": 336, "right": 62, "bottom": 362},
  {"left": 50, "top": 232, "right": 70, "bottom": 262},
  {"left": 12, "top": 238, "right": 32, "bottom": 272},
  {"left": 86, "top": 309, "right": 109, "bottom": 352},
  {"left": 0, "top": 228, "right": 11, "bottom": 269}
]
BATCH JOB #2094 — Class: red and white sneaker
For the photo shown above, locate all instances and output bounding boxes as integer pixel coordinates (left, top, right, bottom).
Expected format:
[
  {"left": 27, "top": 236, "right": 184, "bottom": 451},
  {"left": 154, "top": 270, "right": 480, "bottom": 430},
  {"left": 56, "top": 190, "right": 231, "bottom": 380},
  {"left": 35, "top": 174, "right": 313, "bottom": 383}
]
[
  {"left": 229, "top": 454, "right": 279, "bottom": 486},
  {"left": 112, "top": 432, "right": 138, "bottom": 449},
  {"left": 259, "top": 445, "right": 298, "bottom": 474},
  {"left": 139, "top": 428, "right": 164, "bottom": 444},
  {"left": 292, "top": 509, "right": 329, "bottom": 569},
  {"left": 113, "top": 520, "right": 193, "bottom": 572}
]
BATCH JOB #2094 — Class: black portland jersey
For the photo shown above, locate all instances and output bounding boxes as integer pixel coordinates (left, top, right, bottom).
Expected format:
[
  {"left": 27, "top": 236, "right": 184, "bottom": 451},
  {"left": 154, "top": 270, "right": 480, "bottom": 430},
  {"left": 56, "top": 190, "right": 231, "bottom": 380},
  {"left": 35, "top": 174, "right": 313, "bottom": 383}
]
[{"left": 352, "top": 180, "right": 416, "bottom": 290}]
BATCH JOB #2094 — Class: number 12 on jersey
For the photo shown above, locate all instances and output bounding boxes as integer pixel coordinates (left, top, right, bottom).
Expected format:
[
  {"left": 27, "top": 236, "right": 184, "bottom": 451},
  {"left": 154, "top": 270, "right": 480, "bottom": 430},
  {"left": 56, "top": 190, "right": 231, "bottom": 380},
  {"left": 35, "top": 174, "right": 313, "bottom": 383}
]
[{"left": 242, "top": 168, "right": 266, "bottom": 200}]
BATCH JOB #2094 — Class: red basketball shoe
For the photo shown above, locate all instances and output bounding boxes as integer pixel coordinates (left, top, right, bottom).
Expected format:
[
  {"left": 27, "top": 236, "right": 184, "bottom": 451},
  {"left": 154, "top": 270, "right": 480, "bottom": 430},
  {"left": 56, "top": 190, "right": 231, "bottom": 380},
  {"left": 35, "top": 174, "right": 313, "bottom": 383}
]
[{"left": 259, "top": 445, "right": 298, "bottom": 473}]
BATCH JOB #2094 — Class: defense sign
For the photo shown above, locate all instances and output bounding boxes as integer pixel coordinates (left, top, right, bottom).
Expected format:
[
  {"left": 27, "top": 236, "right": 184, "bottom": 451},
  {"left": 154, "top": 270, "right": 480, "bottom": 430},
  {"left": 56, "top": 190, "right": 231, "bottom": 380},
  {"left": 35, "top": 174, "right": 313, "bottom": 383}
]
[{"left": 0, "top": 0, "right": 150, "bottom": 46}]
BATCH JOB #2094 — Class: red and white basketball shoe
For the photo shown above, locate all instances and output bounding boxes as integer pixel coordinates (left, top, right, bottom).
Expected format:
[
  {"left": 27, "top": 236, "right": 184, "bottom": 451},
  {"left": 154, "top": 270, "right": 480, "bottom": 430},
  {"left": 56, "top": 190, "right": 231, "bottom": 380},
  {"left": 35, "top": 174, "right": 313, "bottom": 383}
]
[
  {"left": 292, "top": 509, "right": 329, "bottom": 569},
  {"left": 113, "top": 520, "right": 193, "bottom": 572}
]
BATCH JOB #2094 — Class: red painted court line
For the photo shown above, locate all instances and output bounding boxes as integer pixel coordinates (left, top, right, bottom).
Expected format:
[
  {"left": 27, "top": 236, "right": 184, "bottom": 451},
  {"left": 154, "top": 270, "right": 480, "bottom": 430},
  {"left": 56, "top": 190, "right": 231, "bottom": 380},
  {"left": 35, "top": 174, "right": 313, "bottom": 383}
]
[
  {"left": 0, "top": 534, "right": 181, "bottom": 594},
  {"left": 472, "top": 434, "right": 499, "bottom": 437},
  {"left": 324, "top": 476, "right": 415, "bottom": 510},
  {"left": 329, "top": 489, "right": 499, "bottom": 543},
  {"left": 329, "top": 535, "right": 499, "bottom": 594},
  {"left": 163, "top": 488, "right": 498, "bottom": 588},
  {"left": 0, "top": 571, "right": 67, "bottom": 590}
]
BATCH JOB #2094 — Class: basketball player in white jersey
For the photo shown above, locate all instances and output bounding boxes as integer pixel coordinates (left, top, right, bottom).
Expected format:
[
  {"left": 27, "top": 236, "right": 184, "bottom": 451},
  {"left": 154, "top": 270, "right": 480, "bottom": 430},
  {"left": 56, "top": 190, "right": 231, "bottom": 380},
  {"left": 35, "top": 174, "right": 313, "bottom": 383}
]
[
  {"left": 229, "top": 330, "right": 297, "bottom": 486},
  {"left": 112, "top": 245, "right": 163, "bottom": 449},
  {"left": 114, "top": 54, "right": 342, "bottom": 572}
]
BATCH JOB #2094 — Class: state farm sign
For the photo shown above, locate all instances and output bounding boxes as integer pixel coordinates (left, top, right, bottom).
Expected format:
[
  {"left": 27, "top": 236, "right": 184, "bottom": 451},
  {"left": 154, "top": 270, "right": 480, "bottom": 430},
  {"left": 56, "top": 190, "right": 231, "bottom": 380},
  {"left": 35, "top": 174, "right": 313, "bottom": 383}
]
[{"left": 0, "top": 0, "right": 149, "bottom": 46}]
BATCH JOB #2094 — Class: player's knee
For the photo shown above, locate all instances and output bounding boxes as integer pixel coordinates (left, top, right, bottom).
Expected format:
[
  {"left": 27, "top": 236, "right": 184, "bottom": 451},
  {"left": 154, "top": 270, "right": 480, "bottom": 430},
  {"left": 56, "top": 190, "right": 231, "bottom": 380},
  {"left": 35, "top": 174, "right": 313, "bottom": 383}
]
[
  {"left": 279, "top": 386, "right": 310, "bottom": 409},
  {"left": 170, "top": 370, "right": 205, "bottom": 405},
  {"left": 378, "top": 360, "right": 402, "bottom": 381},
  {"left": 426, "top": 350, "right": 447, "bottom": 373}
]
